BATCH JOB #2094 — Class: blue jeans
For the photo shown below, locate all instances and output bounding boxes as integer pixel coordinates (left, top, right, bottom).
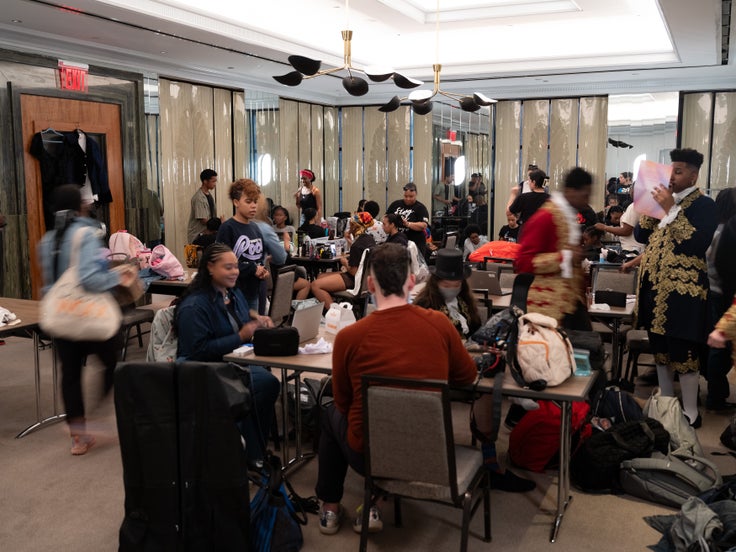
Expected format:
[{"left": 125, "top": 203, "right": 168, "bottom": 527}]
[{"left": 238, "top": 365, "right": 280, "bottom": 462}]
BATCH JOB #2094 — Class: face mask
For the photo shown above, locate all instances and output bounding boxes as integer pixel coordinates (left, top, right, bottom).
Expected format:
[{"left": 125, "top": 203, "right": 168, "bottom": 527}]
[{"left": 439, "top": 286, "right": 461, "bottom": 301}]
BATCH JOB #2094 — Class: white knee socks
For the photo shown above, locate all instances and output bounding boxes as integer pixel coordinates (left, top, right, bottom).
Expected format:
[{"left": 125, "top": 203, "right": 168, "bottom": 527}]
[
  {"left": 678, "top": 371, "right": 700, "bottom": 424},
  {"left": 656, "top": 364, "right": 675, "bottom": 396}
]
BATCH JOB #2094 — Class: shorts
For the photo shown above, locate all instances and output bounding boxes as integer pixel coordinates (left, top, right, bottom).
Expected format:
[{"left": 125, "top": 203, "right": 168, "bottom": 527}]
[{"left": 340, "top": 272, "right": 355, "bottom": 289}]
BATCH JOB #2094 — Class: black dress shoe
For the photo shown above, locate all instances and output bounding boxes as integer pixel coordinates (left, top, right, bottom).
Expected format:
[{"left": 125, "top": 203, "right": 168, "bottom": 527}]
[
  {"left": 687, "top": 414, "right": 702, "bottom": 429},
  {"left": 489, "top": 470, "right": 536, "bottom": 493},
  {"left": 706, "top": 401, "right": 736, "bottom": 412}
]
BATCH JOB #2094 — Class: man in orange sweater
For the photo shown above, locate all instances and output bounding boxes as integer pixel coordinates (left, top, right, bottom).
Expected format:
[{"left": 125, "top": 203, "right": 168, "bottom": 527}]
[{"left": 315, "top": 242, "right": 477, "bottom": 536}]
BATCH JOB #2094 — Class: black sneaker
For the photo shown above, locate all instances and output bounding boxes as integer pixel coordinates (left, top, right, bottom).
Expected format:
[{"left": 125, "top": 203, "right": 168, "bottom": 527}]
[
  {"left": 489, "top": 470, "right": 536, "bottom": 493},
  {"left": 504, "top": 404, "right": 527, "bottom": 430}
]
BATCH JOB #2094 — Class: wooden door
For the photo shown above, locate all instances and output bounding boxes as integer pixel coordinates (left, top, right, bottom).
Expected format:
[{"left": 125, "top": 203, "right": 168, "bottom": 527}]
[{"left": 20, "top": 95, "right": 125, "bottom": 299}]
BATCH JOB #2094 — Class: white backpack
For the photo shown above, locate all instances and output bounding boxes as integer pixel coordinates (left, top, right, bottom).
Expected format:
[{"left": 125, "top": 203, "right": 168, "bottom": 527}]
[
  {"left": 514, "top": 312, "right": 575, "bottom": 388},
  {"left": 146, "top": 306, "right": 178, "bottom": 362}
]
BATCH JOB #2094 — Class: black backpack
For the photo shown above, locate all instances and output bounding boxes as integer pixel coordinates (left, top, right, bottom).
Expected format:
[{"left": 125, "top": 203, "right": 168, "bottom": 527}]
[
  {"left": 570, "top": 418, "right": 670, "bottom": 493},
  {"left": 590, "top": 386, "right": 643, "bottom": 426}
]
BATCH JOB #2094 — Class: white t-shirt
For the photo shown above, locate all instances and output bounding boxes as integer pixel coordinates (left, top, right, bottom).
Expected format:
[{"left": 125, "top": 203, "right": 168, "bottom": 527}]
[{"left": 619, "top": 203, "right": 644, "bottom": 253}]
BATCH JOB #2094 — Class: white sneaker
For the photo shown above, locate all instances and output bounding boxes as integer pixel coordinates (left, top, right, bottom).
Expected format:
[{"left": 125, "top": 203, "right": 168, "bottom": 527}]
[
  {"left": 353, "top": 504, "right": 383, "bottom": 534},
  {"left": 319, "top": 505, "right": 344, "bottom": 535}
]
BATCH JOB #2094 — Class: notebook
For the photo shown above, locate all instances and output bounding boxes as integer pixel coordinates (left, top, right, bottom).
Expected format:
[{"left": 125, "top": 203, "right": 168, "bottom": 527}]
[
  {"left": 471, "top": 271, "right": 512, "bottom": 296},
  {"left": 290, "top": 301, "right": 324, "bottom": 343}
]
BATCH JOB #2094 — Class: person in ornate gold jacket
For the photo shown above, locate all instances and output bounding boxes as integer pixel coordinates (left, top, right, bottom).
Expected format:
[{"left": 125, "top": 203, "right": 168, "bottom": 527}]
[
  {"left": 635, "top": 148, "right": 717, "bottom": 428},
  {"left": 708, "top": 297, "right": 736, "bottom": 368}
]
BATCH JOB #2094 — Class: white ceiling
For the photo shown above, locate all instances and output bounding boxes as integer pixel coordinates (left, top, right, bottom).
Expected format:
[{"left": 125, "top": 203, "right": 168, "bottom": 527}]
[{"left": 0, "top": 0, "right": 733, "bottom": 106}]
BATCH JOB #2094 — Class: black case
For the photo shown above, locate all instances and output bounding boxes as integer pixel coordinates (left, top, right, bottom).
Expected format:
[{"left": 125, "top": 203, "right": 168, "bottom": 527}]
[
  {"left": 115, "top": 361, "right": 251, "bottom": 552},
  {"left": 595, "top": 289, "right": 627, "bottom": 307},
  {"left": 252, "top": 327, "right": 299, "bottom": 356}
]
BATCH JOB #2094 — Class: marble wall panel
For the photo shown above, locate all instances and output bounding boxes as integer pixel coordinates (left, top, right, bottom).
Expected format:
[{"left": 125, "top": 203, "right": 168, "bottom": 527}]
[
  {"left": 413, "top": 110, "right": 433, "bottom": 211},
  {"left": 681, "top": 93, "right": 713, "bottom": 187},
  {"left": 233, "top": 91, "right": 247, "bottom": 183},
  {"left": 387, "top": 107, "right": 412, "bottom": 209},
  {"left": 521, "top": 99, "right": 550, "bottom": 172},
  {"left": 363, "top": 109, "right": 387, "bottom": 213},
  {"left": 493, "top": 100, "right": 522, "bottom": 238},
  {"left": 255, "top": 107, "right": 280, "bottom": 203},
  {"left": 550, "top": 98, "right": 579, "bottom": 191},
  {"left": 578, "top": 96, "right": 608, "bottom": 209},
  {"left": 323, "top": 106, "right": 340, "bottom": 218},
  {"left": 310, "top": 104, "right": 326, "bottom": 213},
  {"left": 213, "top": 87, "right": 233, "bottom": 218},
  {"left": 341, "top": 107, "right": 364, "bottom": 216},
  {"left": 279, "top": 99, "right": 299, "bottom": 219},
  {"left": 711, "top": 92, "right": 736, "bottom": 191}
]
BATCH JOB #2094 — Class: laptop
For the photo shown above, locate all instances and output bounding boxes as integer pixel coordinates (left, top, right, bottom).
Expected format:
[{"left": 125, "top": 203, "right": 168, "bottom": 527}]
[
  {"left": 470, "top": 271, "right": 512, "bottom": 296},
  {"left": 289, "top": 301, "right": 324, "bottom": 343}
]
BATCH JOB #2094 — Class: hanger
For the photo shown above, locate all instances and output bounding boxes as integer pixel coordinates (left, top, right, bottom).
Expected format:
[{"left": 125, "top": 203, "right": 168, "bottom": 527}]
[{"left": 41, "top": 127, "right": 64, "bottom": 144}]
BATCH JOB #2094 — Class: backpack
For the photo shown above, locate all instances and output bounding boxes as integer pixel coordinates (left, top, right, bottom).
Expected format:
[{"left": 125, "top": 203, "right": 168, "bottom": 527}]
[
  {"left": 250, "top": 453, "right": 307, "bottom": 552},
  {"left": 110, "top": 230, "right": 150, "bottom": 269},
  {"left": 620, "top": 451, "right": 722, "bottom": 508},
  {"left": 146, "top": 306, "right": 178, "bottom": 362},
  {"left": 644, "top": 389, "right": 703, "bottom": 457},
  {"left": 508, "top": 399, "right": 591, "bottom": 473},
  {"left": 719, "top": 413, "right": 736, "bottom": 451},
  {"left": 150, "top": 244, "right": 185, "bottom": 279},
  {"left": 511, "top": 312, "right": 575, "bottom": 390},
  {"left": 570, "top": 418, "right": 670, "bottom": 493},
  {"left": 590, "top": 386, "right": 643, "bottom": 426}
]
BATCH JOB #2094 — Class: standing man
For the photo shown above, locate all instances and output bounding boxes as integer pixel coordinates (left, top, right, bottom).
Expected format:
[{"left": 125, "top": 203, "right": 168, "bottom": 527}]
[
  {"left": 515, "top": 167, "right": 594, "bottom": 329},
  {"left": 432, "top": 173, "right": 461, "bottom": 215},
  {"left": 506, "top": 163, "right": 538, "bottom": 216},
  {"left": 387, "top": 183, "right": 430, "bottom": 257},
  {"left": 187, "top": 168, "right": 218, "bottom": 244},
  {"left": 315, "top": 242, "right": 477, "bottom": 535},
  {"left": 635, "top": 148, "right": 717, "bottom": 427}
]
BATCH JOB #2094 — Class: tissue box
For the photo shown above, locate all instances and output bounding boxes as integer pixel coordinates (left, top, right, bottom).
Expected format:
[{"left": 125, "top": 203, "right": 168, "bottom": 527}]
[{"left": 594, "top": 290, "right": 626, "bottom": 307}]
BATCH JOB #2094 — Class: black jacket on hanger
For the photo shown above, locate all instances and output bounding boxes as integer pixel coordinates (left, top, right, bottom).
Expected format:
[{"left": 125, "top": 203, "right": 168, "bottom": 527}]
[{"left": 63, "top": 130, "right": 112, "bottom": 204}]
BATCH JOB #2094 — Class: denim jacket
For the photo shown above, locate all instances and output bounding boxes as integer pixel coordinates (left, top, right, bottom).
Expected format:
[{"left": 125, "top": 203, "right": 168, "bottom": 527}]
[{"left": 175, "top": 286, "right": 251, "bottom": 361}]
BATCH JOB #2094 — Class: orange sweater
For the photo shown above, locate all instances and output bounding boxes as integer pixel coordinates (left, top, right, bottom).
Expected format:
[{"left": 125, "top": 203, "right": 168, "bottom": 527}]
[{"left": 332, "top": 303, "right": 477, "bottom": 453}]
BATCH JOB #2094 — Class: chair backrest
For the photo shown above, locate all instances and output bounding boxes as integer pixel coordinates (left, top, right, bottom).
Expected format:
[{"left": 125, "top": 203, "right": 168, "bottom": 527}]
[
  {"left": 348, "top": 247, "right": 372, "bottom": 296},
  {"left": 593, "top": 266, "right": 637, "bottom": 294},
  {"left": 443, "top": 231, "right": 459, "bottom": 250},
  {"left": 362, "top": 375, "right": 457, "bottom": 495},
  {"left": 269, "top": 265, "right": 296, "bottom": 325}
]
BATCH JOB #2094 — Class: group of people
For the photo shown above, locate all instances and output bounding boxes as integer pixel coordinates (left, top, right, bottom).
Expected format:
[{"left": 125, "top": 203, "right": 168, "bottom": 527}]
[{"left": 38, "top": 153, "right": 736, "bottom": 547}]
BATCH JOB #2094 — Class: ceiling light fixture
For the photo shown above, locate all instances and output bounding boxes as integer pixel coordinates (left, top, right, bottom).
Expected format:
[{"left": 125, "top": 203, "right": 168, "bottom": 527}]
[
  {"left": 272, "top": 0, "right": 422, "bottom": 97},
  {"left": 379, "top": 0, "right": 496, "bottom": 115}
]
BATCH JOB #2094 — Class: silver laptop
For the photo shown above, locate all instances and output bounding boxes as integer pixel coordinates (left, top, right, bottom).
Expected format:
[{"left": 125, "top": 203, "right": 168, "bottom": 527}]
[
  {"left": 290, "top": 301, "right": 324, "bottom": 343},
  {"left": 470, "top": 271, "right": 512, "bottom": 296}
]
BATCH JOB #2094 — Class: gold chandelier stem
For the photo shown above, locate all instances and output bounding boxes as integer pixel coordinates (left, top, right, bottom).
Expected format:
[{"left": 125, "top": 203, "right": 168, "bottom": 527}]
[
  {"left": 433, "top": 63, "right": 442, "bottom": 95},
  {"left": 342, "top": 30, "right": 352, "bottom": 69}
]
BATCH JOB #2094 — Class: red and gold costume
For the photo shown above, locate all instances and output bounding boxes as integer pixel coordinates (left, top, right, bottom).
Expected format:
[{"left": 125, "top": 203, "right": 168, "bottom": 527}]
[{"left": 515, "top": 198, "right": 584, "bottom": 323}]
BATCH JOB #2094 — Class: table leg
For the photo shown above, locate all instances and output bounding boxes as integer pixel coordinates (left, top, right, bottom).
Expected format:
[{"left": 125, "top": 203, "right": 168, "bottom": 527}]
[
  {"left": 283, "top": 370, "right": 317, "bottom": 475},
  {"left": 550, "top": 400, "right": 573, "bottom": 543},
  {"left": 610, "top": 319, "right": 621, "bottom": 381},
  {"left": 16, "top": 331, "right": 66, "bottom": 438}
]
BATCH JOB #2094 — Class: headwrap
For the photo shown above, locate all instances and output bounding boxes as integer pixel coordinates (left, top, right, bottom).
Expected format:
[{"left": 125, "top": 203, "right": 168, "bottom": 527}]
[
  {"left": 350, "top": 211, "right": 374, "bottom": 236},
  {"left": 299, "top": 169, "right": 315, "bottom": 182}
]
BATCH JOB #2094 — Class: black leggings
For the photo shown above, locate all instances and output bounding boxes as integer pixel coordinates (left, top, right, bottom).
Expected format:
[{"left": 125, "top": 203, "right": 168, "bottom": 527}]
[{"left": 55, "top": 333, "right": 123, "bottom": 424}]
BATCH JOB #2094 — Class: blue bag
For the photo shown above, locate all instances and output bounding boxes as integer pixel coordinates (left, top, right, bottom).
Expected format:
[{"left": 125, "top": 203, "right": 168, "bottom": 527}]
[{"left": 250, "top": 453, "right": 307, "bottom": 552}]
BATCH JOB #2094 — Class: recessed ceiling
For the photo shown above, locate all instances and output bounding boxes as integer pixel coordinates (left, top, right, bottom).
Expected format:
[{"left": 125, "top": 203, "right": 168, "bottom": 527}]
[{"left": 0, "top": 0, "right": 732, "bottom": 105}]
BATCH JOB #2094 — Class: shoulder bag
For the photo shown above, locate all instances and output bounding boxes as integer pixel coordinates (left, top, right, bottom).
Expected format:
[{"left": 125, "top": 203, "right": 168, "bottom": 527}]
[{"left": 40, "top": 227, "right": 122, "bottom": 341}]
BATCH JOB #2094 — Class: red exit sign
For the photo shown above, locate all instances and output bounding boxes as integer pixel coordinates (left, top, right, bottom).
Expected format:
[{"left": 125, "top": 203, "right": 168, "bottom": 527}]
[{"left": 58, "top": 60, "right": 88, "bottom": 92}]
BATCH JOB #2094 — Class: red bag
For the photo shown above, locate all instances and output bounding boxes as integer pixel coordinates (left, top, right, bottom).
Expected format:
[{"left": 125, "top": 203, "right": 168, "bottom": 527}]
[
  {"left": 508, "top": 400, "right": 591, "bottom": 473},
  {"left": 468, "top": 240, "right": 521, "bottom": 264}
]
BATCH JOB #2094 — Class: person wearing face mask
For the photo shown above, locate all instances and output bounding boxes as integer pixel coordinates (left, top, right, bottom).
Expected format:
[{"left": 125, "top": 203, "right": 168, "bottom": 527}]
[{"left": 413, "top": 248, "right": 536, "bottom": 493}]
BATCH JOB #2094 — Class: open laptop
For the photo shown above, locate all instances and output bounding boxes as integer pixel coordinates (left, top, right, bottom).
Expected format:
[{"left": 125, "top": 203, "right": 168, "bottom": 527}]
[
  {"left": 469, "top": 271, "right": 512, "bottom": 296},
  {"left": 289, "top": 301, "right": 324, "bottom": 343}
]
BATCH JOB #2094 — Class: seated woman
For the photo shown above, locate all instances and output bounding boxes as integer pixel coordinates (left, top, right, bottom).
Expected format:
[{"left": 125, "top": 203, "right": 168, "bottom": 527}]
[
  {"left": 582, "top": 226, "right": 604, "bottom": 261},
  {"left": 413, "top": 248, "right": 536, "bottom": 493},
  {"left": 298, "top": 207, "right": 326, "bottom": 240},
  {"left": 271, "top": 204, "right": 296, "bottom": 253},
  {"left": 175, "top": 243, "right": 280, "bottom": 465},
  {"left": 311, "top": 212, "right": 375, "bottom": 309},
  {"left": 382, "top": 212, "right": 408, "bottom": 246},
  {"left": 463, "top": 223, "right": 490, "bottom": 260}
]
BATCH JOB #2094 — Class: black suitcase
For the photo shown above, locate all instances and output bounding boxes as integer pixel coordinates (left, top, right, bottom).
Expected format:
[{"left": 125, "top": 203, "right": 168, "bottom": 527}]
[{"left": 115, "top": 361, "right": 252, "bottom": 552}]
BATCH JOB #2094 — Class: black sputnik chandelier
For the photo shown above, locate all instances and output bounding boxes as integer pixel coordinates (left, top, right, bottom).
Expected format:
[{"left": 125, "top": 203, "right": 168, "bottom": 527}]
[
  {"left": 379, "top": 0, "right": 496, "bottom": 115},
  {"left": 272, "top": 1, "right": 422, "bottom": 97}
]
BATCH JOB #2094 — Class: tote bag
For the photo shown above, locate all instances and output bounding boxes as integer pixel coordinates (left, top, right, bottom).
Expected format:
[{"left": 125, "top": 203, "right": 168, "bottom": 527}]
[{"left": 40, "top": 227, "right": 122, "bottom": 341}]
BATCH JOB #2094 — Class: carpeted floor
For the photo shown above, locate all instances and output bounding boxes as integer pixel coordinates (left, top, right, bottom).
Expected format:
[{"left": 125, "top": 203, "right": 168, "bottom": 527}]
[{"left": 0, "top": 330, "right": 734, "bottom": 551}]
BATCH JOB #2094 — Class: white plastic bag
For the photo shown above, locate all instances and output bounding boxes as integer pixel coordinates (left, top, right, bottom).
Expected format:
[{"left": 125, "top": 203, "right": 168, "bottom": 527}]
[{"left": 324, "top": 302, "right": 356, "bottom": 334}]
